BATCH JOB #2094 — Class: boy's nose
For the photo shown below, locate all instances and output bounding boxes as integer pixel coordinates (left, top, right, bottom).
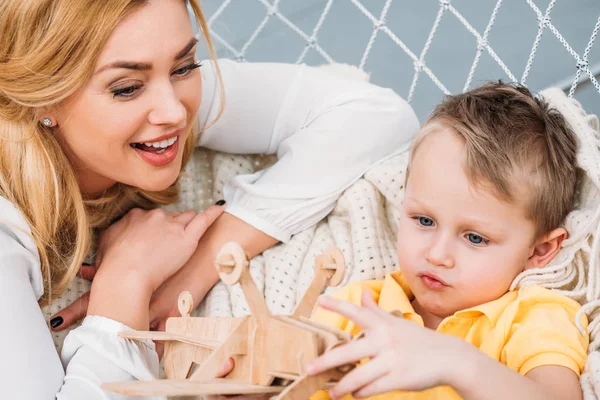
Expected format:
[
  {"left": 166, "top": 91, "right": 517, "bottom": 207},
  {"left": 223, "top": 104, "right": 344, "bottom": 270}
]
[{"left": 425, "top": 232, "right": 455, "bottom": 269}]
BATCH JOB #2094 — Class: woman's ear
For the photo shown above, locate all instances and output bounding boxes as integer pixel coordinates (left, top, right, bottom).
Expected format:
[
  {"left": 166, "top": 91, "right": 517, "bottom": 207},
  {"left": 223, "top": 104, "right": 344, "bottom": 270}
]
[{"left": 524, "top": 227, "right": 567, "bottom": 271}]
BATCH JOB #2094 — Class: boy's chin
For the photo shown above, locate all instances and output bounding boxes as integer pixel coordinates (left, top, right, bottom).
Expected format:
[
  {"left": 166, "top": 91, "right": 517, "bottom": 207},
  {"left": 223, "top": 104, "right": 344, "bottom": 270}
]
[{"left": 414, "top": 295, "right": 454, "bottom": 319}]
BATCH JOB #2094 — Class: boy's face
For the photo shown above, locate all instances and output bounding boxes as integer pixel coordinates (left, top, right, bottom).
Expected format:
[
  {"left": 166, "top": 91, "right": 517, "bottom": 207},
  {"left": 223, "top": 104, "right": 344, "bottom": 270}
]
[{"left": 397, "top": 126, "right": 537, "bottom": 319}]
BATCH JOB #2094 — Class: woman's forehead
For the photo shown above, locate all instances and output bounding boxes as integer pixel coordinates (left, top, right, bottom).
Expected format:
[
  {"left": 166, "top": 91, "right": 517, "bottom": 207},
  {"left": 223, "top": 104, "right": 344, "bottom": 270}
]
[{"left": 96, "top": 0, "right": 194, "bottom": 66}]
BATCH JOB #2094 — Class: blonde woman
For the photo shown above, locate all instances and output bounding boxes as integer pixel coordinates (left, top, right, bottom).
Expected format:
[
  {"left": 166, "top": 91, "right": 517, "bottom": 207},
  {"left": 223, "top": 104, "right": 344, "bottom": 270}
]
[{"left": 0, "top": 0, "right": 418, "bottom": 398}]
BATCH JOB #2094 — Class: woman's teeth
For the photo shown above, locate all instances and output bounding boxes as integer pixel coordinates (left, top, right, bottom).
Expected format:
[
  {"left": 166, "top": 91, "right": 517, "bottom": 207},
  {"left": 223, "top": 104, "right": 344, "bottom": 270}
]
[
  {"left": 144, "top": 136, "right": 178, "bottom": 148},
  {"left": 133, "top": 136, "right": 178, "bottom": 154}
]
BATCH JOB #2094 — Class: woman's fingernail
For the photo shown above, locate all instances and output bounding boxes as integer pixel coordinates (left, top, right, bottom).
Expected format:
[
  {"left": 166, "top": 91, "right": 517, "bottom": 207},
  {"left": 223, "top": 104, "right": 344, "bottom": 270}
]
[
  {"left": 215, "top": 199, "right": 226, "bottom": 206},
  {"left": 50, "top": 316, "right": 63, "bottom": 329}
]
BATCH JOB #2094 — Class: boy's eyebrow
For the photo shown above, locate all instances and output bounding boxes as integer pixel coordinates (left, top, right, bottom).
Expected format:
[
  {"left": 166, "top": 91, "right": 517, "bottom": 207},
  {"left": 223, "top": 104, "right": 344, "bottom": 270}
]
[
  {"left": 95, "top": 37, "right": 198, "bottom": 74},
  {"left": 404, "top": 195, "right": 434, "bottom": 210},
  {"left": 405, "top": 195, "right": 506, "bottom": 237}
]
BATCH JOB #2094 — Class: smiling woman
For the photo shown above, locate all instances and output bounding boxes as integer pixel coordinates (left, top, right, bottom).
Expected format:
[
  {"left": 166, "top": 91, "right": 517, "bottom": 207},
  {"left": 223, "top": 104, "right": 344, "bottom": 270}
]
[{"left": 0, "top": 0, "right": 419, "bottom": 398}]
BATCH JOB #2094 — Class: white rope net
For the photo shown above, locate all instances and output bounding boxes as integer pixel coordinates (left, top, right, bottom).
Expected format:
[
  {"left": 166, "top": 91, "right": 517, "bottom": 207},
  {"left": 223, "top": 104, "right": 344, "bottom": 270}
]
[{"left": 197, "top": 0, "right": 600, "bottom": 120}]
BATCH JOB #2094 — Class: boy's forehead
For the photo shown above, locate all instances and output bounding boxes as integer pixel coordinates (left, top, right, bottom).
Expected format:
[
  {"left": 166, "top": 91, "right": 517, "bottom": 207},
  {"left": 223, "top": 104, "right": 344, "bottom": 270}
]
[{"left": 406, "top": 129, "right": 532, "bottom": 227}]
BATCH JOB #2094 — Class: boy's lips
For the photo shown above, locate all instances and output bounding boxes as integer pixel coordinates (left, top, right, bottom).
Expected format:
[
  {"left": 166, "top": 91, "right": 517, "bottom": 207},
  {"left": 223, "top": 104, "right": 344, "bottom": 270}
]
[{"left": 417, "top": 271, "right": 450, "bottom": 290}]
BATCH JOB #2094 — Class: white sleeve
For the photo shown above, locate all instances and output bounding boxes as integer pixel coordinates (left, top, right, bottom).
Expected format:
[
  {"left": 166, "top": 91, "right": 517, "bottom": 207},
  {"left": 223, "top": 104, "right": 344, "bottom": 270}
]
[
  {"left": 0, "top": 204, "right": 163, "bottom": 399},
  {"left": 197, "top": 59, "right": 419, "bottom": 242}
]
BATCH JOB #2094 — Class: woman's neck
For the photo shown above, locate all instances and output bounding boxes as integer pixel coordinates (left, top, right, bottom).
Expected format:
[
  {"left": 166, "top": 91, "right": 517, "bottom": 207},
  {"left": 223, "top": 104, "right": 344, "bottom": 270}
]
[{"left": 76, "top": 167, "right": 116, "bottom": 199}]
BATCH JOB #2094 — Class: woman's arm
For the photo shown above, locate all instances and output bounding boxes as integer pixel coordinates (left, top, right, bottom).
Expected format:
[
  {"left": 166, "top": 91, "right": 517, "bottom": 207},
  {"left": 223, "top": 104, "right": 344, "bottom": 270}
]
[
  {"left": 0, "top": 225, "right": 161, "bottom": 400},
  {"left": 197, "top": 59, "right": 420, "bottom": 242}
]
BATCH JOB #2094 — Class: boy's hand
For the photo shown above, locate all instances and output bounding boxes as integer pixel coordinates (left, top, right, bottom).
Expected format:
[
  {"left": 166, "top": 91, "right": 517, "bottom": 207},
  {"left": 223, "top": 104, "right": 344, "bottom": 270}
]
[{"left": 305, "top": 290, "right": 466, "bottom": 399}]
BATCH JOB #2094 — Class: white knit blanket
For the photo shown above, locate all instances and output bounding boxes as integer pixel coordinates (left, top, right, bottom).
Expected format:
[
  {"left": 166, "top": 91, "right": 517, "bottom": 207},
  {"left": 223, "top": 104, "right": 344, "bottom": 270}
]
[{"left": 41, "top": 68, "right": 600, "bottom": 398}]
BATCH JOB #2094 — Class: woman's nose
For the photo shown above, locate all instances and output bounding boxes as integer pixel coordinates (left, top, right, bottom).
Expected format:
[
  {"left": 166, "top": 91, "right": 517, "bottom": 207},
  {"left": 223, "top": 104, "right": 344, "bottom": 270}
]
[{"left": 148, "top": 84, "right": 186, "bottom": 127}]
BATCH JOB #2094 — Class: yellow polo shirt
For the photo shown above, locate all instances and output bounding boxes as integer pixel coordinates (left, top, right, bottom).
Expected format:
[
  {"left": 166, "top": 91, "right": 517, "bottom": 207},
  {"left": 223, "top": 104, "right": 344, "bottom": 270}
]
[{"left": 310, "top": 270, "right": 588, "bottom": 400}]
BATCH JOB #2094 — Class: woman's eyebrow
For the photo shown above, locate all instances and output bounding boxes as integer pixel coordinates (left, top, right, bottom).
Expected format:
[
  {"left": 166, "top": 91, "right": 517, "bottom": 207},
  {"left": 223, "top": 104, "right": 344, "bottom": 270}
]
[{"left": 95, "top": 37, "right": 198, "bottom": 75}]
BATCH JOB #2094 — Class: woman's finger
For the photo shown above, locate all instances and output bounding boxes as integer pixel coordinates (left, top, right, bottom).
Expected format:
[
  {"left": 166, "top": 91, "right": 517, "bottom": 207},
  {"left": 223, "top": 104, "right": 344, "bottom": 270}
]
[
  {"left": 214, "top": 357, "right": 235, "bottom": 378},
  {"left": 152, "top": 318, "right": 168, "bottom": 360},
  {"left": 306, "top": 336, "right": 375, "bottom": 375},
  {"left": 172, "top": 210, "right": 198, "bottom": 225},
  {"left": 184, "top": 204, "right": 225, "bottom": 239},
  {"left": 78, "top": 264, "right": 97, "bottom": 281},
  {"left": 49, "top": 291, "right": 90, "bottom": 331}
]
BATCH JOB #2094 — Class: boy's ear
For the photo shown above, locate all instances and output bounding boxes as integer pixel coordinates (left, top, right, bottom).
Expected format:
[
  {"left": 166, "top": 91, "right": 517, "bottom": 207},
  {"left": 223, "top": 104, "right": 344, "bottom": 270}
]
[{"left": 524, "top": 227, "right": 567, "bottom": 271}]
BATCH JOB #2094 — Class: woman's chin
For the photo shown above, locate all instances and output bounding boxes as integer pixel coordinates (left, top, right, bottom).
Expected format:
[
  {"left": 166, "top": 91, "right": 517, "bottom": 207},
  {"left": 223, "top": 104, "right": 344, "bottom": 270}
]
[{"left": 135, "top": 170, "right": 180, "bottom": 192}]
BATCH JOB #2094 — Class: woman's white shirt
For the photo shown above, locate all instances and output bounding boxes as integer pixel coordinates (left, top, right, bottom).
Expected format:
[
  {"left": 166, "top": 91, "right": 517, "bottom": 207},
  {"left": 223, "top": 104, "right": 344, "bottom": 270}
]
[
  {"left": 198, "top": 59, "right": 419, "bottom": 242},
  {"left": 0, "top": 59, "right": 418, "bottom": 399}
]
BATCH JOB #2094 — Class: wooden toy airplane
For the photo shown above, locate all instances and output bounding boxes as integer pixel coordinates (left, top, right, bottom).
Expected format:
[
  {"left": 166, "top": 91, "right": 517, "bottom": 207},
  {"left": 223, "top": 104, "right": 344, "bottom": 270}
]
[{"left": 102, "top": 242, "right": 356, "bottom": 399}]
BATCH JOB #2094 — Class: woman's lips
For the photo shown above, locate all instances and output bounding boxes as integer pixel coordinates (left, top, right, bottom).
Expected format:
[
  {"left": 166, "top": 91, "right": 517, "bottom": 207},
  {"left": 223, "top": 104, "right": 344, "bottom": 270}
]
[{"left": 133, "top": 136, "right": 180, "bottom": 167}]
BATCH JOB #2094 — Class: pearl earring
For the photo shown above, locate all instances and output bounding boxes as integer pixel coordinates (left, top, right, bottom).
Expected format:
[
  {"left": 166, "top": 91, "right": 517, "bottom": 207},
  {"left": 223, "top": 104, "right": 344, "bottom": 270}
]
[{"left": 42, "top": 118, "right": 53, "bottom": 127}]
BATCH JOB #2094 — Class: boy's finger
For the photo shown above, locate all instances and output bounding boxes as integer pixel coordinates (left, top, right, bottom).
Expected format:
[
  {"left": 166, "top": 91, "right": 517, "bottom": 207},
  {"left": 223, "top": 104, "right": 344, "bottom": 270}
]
[
  {"left": 352, "top": 373, "right": 396, "bottom": 399},
  {"left": 184, "top": 204, "right": 225, "bottom": 240},
  {"left": 360, "top": 290, "right": 390, "bottom": 319},
  {"left": 317, "top": 295, "right": 380, "bottom": 329},
  {"left": 49, "top": 292, "right": 90, "bottom": 331},
  {"left": 305, "top": 337, "right": 374, "bottom": 375},
  {"left": 330, "top": 359, "right": 388, "bottom": 399}
]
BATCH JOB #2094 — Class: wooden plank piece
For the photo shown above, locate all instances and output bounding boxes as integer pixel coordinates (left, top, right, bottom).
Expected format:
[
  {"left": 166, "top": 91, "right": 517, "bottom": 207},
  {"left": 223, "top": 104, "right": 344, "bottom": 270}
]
[
  {"left": 102, "top": 379, "right": 285, "bottom": 397},
  {"left": 119, "top": 331, "right": 221, "bottom": 349}
]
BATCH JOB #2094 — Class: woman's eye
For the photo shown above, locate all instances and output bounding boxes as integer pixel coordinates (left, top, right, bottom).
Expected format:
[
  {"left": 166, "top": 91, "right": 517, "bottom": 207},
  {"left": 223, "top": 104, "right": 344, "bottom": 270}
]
[
  {"left": 466, "top": 233, "right": 488, "bottom": 246},
  {"left": 173, "top": 62, "right": 202, "bottom": 77},
  {"left": 112, "top": 85, "right": 141, "bottom": 98},
  {"left": 417, "top": 216, "right": 434, "bottom": 227}
]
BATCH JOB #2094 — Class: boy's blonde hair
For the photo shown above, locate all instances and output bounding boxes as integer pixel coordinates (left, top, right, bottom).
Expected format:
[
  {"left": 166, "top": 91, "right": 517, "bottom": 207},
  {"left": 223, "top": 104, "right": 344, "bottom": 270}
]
[{"left": 407, "top": 82, "right": 579, "bottom": 240}]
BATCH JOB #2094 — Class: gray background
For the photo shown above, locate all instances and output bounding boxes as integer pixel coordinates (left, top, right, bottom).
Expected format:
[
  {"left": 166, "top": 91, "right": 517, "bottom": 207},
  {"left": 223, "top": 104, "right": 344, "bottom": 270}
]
[{"left": 196, "top": 0, "right": 600, "bottom": 122}]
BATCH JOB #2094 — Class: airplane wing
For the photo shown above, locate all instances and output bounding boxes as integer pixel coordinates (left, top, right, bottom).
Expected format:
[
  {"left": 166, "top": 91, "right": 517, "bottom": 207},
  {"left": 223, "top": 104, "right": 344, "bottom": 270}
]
[
  {"left": 102, "top": 379, "right": 285, "bottom": 397},
  {"left": 118, "top": 331, "right": 221, "bottom": 350}
]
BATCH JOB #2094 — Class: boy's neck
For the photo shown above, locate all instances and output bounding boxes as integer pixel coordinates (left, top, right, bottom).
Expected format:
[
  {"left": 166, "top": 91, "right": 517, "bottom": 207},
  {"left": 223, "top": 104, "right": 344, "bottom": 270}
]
[{"left": 411, "top": 298, "right": 444, "bottom": 330}]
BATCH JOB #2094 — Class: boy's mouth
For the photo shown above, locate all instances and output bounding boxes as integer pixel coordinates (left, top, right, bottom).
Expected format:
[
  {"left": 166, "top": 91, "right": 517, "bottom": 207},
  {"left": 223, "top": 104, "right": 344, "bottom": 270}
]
[{"left": 418, "top": 272, "right": 449, "bottom": 289}]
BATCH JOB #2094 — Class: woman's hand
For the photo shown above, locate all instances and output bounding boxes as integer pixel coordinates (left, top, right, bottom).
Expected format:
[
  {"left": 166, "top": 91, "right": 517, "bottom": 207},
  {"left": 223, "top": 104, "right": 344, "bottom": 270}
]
[
  {"left": 205, "top": 358, "right": 271, "bottom": 400},
  {"left": 147, "top": 212, "right": 278, "bottom": 331},
  {"left": 305, "top": 291, "right": 464, "bottom": 399},
  {"left": 84, "top": 205, "right": 224, "bottom": 330},
  {"left": 50, "top": 207, "right": 278, "bottom": 333}
]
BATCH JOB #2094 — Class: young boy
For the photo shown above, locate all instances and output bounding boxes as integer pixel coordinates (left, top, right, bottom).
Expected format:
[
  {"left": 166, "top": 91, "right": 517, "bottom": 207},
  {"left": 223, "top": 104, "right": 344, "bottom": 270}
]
[{"left": 305, "top": 82, "right": 589, "bottom": 400}]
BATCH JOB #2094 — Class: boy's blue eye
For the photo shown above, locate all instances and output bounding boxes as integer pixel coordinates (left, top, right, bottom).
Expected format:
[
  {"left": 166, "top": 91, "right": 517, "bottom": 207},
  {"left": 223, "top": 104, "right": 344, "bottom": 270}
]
[
  {"left": 418, "top": 216, "right": 434, "bottom": 227},
  {"left": 466, "top": 233, "right": 485, "bottom": 245}
]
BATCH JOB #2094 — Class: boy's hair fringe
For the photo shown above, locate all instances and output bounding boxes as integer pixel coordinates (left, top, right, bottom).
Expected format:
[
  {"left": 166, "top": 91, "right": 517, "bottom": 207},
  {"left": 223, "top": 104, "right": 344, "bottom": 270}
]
[{"left": 408, "top": 81, "right": 579, "bottom": 240}]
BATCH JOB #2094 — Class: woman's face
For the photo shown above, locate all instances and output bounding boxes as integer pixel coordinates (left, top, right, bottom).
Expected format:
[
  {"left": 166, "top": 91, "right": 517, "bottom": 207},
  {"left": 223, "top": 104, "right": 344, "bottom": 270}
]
[{"left": 53, "top": 0, "right": 202, "bottom": 195}]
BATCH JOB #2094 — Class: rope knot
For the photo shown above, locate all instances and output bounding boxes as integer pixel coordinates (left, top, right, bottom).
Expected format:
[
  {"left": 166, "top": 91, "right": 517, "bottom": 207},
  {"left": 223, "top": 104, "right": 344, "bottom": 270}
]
[
  {"left": 538, "top": 15, "right": 551, "bottom": 28},
  {"left": 577, "top": 59, "right": 590, "bottom": 70},
  {"left": 439, "top": 0, "right": 451, "bottom": 10}
]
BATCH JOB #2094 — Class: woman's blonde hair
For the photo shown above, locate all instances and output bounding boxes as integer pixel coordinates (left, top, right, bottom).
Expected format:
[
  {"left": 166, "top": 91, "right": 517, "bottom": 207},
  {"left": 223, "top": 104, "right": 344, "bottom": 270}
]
[{"left": 0, "top": 0, "right": 223, "bottom": 305}]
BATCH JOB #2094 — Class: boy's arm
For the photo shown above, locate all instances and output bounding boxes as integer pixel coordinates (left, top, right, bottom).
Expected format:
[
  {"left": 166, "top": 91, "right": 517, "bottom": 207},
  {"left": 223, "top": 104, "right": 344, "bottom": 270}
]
[{"left": 451, "top": 343, "right": 582, "bottom": 400}]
